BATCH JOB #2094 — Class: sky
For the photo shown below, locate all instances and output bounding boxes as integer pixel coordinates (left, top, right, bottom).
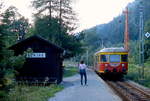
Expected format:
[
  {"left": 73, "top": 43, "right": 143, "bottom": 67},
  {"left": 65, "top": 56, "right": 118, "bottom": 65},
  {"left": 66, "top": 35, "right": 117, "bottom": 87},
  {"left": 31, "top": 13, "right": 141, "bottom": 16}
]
[{"left": 4, "top": 0, "right": 134, "bottom": 32}]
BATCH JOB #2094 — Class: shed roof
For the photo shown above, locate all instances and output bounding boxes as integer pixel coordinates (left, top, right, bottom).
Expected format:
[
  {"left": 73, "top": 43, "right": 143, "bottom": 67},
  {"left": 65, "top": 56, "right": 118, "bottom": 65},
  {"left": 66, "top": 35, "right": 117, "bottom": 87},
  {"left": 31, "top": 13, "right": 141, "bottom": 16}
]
[{"left": 10, "top": 35, "right": 64, "bottom": 52}]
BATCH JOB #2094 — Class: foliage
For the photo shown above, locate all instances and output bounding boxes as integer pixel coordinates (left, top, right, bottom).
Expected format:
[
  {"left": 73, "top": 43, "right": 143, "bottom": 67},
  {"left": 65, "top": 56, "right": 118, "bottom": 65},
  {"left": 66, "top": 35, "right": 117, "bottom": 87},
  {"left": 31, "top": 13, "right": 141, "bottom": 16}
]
[
  {"left": 145, "top": 19, "right": 150, "bottom": 33},
  {"left": 0, "top": 48, "right": 32, "bottom": 98},
  {"left": 77, "top": 0, "right": 150, "bottom": 66},
  {"left": 0, "top": 5, "right": 30, "bottom": 98},
  {"left": 128, "top": 41, "right": 139, "bottom": 64},
  {"left": 63, "top": 66, "right": 78, "bottom": 77},
  {"left": 32, "top": 0, "right": 84, "bottom": 57},
  {"left": 125, "top": 64, "right": 139, "bottom": 81},
  {"left": 11, "top": 17, "right": 30, "bottom": 40},
  {"left": 0, "top": 48, "right": 25, "bottom": 92},
  {"left": 1, "top": 6, "right": 30, "bottom": 46},
  {"left": 32, "top": 0, "right": 77, "bottom": 32},
  {"left": 1, "top": 84, "right": 63, "bottom": 101},
  {"left": 144, "top": 19, "right": 150, "bottom": 61},
  {"left": 125, "top": 64, "right": 150, "bottom": 88},
  {"left": 34, "top": 16, "right": 60, "bottom": 44},
  {"left": 81, "top": 0, "right": 150, "bottom": 46},
  {"left": 63, "top": 61, "right": 78, "bottom": 77}
]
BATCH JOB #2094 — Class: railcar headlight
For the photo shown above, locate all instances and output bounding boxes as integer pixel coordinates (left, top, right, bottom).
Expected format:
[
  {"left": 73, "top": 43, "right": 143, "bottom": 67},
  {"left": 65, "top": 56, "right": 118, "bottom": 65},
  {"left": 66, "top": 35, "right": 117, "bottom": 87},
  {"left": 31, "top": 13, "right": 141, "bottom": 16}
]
[
  {"left": 105, "top": 64, "right": 108, "bottom": 67},
  {"left": 122, "top": 64, "right": 125, "bottom": 67}
]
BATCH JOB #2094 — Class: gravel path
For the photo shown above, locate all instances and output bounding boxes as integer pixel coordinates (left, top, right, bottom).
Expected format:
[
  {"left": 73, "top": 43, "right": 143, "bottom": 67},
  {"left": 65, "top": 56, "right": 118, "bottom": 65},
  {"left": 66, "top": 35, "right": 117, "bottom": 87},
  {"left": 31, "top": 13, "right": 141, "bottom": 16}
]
[{"left": 48, "top": 69, "right": 122, "bottom": 101}]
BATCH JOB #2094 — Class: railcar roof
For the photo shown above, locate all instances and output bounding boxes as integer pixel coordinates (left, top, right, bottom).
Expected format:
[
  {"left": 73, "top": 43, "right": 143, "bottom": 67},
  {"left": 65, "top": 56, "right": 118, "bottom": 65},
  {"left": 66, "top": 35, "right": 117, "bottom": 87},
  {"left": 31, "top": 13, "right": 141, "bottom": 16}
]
[{"left": 95, "top": 47, "right": 128, "bottom": 55}]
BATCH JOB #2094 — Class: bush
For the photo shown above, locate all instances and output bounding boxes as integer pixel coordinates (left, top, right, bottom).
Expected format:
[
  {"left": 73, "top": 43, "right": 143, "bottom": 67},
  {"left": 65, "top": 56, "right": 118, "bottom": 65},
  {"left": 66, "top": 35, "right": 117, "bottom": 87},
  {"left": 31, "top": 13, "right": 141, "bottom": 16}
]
[
  {"left": 125, "top": 64, "right": 150, "bottom": 88},
  {"left": 125, "top": 64, "right": 139, "bottom": 80},
  {"left": 0, "top": 48, "right": 26, "bottom": 98},
  {"left": 0, "top": 90, "right": 7, "bottom": 98}
]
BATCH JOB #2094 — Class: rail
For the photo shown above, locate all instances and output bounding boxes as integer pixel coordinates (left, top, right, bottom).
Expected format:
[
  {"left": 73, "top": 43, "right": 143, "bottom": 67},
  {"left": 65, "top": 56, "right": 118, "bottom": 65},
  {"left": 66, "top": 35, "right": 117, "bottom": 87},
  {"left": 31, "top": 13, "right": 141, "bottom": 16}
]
[{"left": 105, "top": 80, "right": 150, "bottom": 101}]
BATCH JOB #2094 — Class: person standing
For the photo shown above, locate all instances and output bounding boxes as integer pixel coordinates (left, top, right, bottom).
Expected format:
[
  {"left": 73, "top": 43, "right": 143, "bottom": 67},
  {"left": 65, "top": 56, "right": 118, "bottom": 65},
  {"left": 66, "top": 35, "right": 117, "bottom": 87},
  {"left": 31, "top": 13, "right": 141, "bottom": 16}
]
[{"left": 79, "top": 60, "right": 87, "bottom": 85}]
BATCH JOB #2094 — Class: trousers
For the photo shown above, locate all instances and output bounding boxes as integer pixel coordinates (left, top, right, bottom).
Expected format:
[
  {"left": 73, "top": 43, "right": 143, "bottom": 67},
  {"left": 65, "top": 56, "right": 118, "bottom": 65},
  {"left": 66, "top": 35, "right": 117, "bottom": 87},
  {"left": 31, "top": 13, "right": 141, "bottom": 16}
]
[{"left": 80, "top": 69, "right": 87, "bottom": 85}]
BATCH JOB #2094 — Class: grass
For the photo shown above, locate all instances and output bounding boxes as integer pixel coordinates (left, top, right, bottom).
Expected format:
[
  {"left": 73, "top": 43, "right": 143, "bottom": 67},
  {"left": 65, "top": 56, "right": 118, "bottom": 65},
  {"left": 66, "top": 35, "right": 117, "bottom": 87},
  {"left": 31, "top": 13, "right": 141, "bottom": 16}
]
[
  {"left": 0, "top": 61, "right": 78, "bottom": 101},
  {"left": 63, "top": 66, "right": 78, "bottom": 77},
  {"left": 125, "top": 64, "right": 150, "bottom": 88},
  {"left": 63, "top": 60, "right": 78, "bottom": 77},
  {"left": 1, "top": 84, "right": 64, "bottom": 101}
]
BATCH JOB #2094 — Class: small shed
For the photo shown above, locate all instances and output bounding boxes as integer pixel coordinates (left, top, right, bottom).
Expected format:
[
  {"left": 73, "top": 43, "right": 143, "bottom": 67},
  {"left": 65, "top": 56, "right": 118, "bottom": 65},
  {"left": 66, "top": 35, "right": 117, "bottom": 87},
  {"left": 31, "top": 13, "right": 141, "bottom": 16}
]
[{"left": 10, "top": 35, "right": 64, "bottom": 84}]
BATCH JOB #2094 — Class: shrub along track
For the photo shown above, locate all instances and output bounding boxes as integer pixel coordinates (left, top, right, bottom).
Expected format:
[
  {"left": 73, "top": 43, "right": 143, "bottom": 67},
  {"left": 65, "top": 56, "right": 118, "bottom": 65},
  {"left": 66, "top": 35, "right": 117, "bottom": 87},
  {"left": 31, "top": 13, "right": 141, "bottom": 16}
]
[{"left": 105, "top": 80, "right": 150, "bottom": 101}]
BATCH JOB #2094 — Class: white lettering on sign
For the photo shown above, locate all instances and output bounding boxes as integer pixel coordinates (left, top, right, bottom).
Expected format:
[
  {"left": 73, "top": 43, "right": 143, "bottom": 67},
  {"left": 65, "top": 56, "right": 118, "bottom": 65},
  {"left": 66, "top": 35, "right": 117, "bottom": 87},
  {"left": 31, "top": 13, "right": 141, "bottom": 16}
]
[{"left": 26, "top": 53, "right": 46, "bottom": 58}]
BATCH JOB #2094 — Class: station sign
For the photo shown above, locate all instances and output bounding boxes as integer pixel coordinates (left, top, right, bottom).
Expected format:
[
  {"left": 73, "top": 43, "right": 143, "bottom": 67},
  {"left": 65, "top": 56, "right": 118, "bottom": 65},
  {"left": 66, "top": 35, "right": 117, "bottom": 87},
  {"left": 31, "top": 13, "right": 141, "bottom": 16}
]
[
  {"left": 26, "top": 53, "right": 46, "bottom": 58},
  {"left": 145, "top": 32, "right": 150, "bottom": 38}
]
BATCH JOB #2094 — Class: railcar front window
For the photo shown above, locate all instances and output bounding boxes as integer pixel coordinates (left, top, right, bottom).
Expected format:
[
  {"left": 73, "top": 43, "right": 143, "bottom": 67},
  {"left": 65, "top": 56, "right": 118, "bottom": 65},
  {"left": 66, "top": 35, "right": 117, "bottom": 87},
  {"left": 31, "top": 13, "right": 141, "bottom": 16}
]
[
  {"left": 100, "top": 55, "right": 108, "bottom": 62},
  {"left": 110, "top": 55, "right": 120, "bottom": 63}
]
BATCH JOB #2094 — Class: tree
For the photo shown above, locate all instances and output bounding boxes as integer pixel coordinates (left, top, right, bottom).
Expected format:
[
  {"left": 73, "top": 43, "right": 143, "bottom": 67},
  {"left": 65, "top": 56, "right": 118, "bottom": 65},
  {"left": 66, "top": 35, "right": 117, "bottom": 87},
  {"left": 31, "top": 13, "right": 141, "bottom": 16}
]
[
  {"left": 77, "top": 0, "right": 150, "bottom": 64},
  {"left": 32, "top": 0, "right": 82, "bottom": 57},
  {"left": 58, "top": 0, "right": 78, "bottom": 32},
  {"left": 11, "top": 17, "right": 30, "bottom": 40},
  {"left": 34, "top": 16, "right": 60, "bottom": 44},
  {"left": 0, "top": 5, "right": 26, "bottom": 96},
  {"left": 144, "top": 19, "right": 150, "bottom": 61},
  {"left": 32, "top": 0, "right": 77, "bottom": 33},
  {"left": 32, "top": 0, "right": 56, "bottom": 20},
  {"left": 1, "top": 6, "right": 30, "bottom": 46},
  {"left": 34, "top": 16, "right": 84, "bottom": 57},
  {"left": 0, "top": 1, "right": 4, "bottom": 63}
]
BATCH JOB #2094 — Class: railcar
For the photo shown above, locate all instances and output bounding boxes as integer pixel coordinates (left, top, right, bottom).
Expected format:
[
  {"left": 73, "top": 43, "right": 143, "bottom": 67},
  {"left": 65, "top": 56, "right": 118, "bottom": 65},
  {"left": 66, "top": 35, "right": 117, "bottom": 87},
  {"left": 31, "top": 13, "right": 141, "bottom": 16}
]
[{"left": 94, "top": 47, "right": 128, "bottom": 76}]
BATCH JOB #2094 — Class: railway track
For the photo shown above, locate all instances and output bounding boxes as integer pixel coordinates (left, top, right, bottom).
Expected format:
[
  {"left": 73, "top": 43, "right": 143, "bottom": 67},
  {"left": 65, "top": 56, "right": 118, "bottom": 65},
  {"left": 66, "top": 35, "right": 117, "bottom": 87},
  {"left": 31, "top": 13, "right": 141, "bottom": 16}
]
[{"left": 105, "top": 80, "right": 150, "bottom": 101}]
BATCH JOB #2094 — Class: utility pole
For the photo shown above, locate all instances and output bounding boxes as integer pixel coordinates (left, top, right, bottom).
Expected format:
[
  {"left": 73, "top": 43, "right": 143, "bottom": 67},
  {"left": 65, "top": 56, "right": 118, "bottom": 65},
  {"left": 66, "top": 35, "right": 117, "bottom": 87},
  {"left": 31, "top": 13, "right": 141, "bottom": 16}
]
[
  {"left": 124, "top": 7, "right": 129, "bottom": 51},
  {"left": 100, "top": 38, "right": 104, "bottom": 49},
  {"left": 86, "top": 50, "right": 89, "bottom": 66},
  {"left": 139, "top": 2, "right": 144, "bottom": 78}
]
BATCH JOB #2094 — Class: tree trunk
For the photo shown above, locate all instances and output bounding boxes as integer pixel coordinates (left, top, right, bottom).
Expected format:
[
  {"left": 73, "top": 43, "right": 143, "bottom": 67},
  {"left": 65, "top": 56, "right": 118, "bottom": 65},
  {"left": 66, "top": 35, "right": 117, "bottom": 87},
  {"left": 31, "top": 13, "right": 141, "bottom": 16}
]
[{"left": 49, "top": 0, "right": 52, "bottom": 21}]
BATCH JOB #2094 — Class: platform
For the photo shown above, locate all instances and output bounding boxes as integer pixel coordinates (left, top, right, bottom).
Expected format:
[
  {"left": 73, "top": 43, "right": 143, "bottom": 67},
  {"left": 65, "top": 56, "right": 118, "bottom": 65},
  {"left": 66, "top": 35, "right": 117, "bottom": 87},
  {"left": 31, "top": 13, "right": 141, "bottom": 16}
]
[{"left": 48, "top": 69, "right": 122, "bottom": 101}]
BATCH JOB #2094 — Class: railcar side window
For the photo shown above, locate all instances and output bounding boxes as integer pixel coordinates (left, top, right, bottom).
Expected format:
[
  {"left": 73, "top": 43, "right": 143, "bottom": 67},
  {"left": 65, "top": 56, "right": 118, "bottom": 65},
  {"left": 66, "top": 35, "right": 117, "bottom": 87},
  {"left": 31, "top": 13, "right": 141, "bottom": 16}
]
[
  {"left": 98, "top": 55, "right": 100, "bottom": 62},
  {"left": 96, "top": 56, "right": 98, "bottom": 63},
  {"left": 100, "top": 55, "right": 107, "bottom": 62},
  {"left": 121, "top": 55, "right": 128, "bottom": 62}
]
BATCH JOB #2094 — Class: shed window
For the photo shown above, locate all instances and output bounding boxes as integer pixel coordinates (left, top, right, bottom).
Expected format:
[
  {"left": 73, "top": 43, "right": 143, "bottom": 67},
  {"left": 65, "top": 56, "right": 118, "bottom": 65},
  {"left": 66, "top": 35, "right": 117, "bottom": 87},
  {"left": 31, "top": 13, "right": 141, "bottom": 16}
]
[
  {"left": 121, "top": 55, "right": 128, "bottom": 62},
  {"left": 100, "top": 55, "right": 108, "bottom": 62}
]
